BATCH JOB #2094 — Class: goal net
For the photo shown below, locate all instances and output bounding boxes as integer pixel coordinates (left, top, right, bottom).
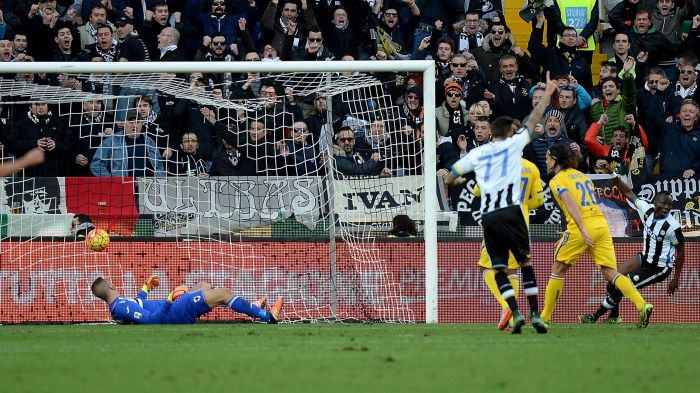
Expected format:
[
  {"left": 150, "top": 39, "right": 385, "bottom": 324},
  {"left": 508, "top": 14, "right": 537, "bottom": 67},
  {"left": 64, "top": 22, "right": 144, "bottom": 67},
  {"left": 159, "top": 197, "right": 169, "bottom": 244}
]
[{"left": 0, "top": 61, "right": 439, "bottom": 324}]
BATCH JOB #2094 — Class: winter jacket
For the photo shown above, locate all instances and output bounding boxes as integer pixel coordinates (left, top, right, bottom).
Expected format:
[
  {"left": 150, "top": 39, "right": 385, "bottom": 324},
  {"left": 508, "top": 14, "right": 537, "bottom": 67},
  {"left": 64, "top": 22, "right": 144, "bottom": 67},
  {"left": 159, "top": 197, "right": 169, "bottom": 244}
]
[
  {"left": 659, "top": 122, "right": 700, "bottom": 175},
  {"left": 472, "top": 33, "right": 537, "bottom": 83},
  {"left": 589, "top": 75, "right": 637, "bottom": 145},
  {"left": 7, "top": 113, "right": 71, "bottom": 177},
  {"left": 90, "top": 133, "right": 165, "bottom": 177},
  {"left": 528, "top": 26, "right": 593, "bottom": 93},
  {"left": 436, "top": 102, "right": 468, "bottom": 137}
]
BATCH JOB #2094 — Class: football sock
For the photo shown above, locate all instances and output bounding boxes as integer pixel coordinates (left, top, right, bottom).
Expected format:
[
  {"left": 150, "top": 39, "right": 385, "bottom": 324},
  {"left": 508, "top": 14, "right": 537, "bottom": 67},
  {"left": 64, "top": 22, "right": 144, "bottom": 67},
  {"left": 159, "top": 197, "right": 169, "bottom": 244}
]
[
  {"left": 541, "top": 274, "right": 564, "bottom": 321},
  {"left": 612, "top": 274, "right": 645, "bottom": 311},
  {"left": 483, "top": 269, "right": 508, "bottom": 310},
  {"left": 508, "top": 274, "right": 520, "bottom": 299},
  {"left": 521, "top": 265, "right": 539, "bottom": 314},
  {"left": 593, "top": 283, "right": 617, "bottom": 321},
  {"left": 609, "top": 304, "right": 621, "bottom": 319},
  {"left": 494, "top": 270, "right": 518, "bottom": 312},
  {"left": 227, "top": 296, "right": 271, "bottom": 322}
]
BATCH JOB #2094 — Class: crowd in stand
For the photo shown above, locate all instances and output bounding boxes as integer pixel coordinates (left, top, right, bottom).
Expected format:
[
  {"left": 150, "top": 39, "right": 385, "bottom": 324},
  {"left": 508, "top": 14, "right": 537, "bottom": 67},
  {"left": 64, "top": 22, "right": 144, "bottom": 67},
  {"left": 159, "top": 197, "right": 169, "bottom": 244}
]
[{"left": 0, "top": 0, "right": 699, "bottom": 182}]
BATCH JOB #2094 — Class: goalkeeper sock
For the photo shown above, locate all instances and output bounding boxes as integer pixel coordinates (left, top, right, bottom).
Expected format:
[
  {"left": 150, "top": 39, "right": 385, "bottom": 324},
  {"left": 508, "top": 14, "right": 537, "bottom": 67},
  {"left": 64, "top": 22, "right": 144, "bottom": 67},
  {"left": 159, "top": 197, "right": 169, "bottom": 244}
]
[
  {"left": 494, "top": 270, "right": 519, "bottom": 312},
  {"left": 482, "top": 270, "right": 508, "bottom": 310},
  {"left": 521, "top": 266, "right": 539, "bottom": 315},
  {"left": 612, "top": 274, "right": 646, "bottom": 311},
  {"left": 541, "top": 274, "right": 564, "bottom": 321},
  {"left": 228, "top": 296, "right": 271, "bottom": 322}
]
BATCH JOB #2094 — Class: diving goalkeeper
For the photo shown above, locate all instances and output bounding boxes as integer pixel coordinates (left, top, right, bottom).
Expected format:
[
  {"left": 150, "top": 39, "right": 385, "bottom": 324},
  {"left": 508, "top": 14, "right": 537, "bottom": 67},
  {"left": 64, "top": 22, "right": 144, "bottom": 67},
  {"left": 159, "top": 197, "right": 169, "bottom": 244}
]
[{"left": 91, "top": 276, "right": 283, "bottom": 324}]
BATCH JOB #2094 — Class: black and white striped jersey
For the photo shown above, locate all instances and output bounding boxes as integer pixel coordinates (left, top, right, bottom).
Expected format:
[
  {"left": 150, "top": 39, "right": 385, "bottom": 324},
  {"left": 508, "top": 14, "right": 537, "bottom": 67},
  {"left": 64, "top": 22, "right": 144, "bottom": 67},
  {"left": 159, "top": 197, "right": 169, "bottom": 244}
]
[
  {"left": 452, "top": 128, "right": 530, "bottom": 214},
  {"left": 633, "top": 198, "right": 684, "bottom": 268}
]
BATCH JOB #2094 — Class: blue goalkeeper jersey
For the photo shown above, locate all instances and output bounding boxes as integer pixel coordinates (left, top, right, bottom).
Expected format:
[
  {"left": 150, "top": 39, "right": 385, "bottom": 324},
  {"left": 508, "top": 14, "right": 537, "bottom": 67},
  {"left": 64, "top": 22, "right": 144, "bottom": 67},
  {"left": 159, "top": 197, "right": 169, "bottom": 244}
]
[{"left": 109, "top": 295, "right": 172, "bottom": 324}]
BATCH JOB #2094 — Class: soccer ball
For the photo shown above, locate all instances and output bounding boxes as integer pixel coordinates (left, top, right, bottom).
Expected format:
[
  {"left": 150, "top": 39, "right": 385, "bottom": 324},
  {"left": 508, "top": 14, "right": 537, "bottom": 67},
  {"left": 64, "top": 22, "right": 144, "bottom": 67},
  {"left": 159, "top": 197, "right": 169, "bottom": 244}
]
[{"left": 86, "top": 229, "right": 110, "bottom": 252}]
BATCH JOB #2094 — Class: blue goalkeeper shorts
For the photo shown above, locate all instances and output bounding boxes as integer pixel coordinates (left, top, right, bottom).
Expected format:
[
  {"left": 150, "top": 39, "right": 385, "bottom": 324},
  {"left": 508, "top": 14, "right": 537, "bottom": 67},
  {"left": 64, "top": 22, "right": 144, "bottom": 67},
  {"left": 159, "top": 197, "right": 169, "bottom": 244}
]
[{"left": 163, "top": 290, "right": 212, "bottom": 324}]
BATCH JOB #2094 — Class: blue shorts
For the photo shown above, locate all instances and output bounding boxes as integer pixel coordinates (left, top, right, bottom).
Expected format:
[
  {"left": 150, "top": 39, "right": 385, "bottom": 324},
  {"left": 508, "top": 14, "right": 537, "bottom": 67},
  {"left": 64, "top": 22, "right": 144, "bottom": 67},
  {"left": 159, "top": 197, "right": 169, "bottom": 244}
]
[{"left": 162, "top": 290, "right": 212, "bottom": 324}]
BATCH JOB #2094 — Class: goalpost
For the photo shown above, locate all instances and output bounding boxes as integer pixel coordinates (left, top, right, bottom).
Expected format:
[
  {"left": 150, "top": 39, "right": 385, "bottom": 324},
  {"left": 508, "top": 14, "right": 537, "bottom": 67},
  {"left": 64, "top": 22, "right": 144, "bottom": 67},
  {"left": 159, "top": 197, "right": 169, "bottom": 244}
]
[{"left": 0, "top": 60, "right": 439, "bottom": 324}]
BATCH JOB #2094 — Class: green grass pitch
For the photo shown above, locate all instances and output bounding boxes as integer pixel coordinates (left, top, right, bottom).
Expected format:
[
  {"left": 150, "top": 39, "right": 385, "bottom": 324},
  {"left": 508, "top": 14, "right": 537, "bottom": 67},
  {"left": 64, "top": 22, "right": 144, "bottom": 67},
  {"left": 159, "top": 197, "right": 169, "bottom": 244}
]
[{"left": 2, "top": 323, "right": 699, "bottom": 393}]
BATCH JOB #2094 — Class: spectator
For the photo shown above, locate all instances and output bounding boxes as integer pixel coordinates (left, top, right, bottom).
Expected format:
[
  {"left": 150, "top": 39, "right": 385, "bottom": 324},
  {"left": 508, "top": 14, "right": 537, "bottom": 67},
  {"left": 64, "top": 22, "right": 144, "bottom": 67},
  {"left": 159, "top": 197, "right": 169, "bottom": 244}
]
[
  {"left": 589, "top": 57, "right": 637, "bottom": 145},
  {"left": 400, "top": 86, "right": 424, "bottom": 130},
  {"left": 558, "top": 85, "right": 590, "bottom": 149},
  {"left": 286, "top": 28, "right": 333, "bottom": 61},
  {"left": 650, "top": 0, "right": 693, "bottom": 47},
  {"left": 452, "top": 10, "right": 484, "bottom": 53},
  {"left": 198, "top": 0, "right": 251, "bottom": 48},
  {"left": 25, "top": 0, "right": 60, "bottom": 61},
  {"left": 610, "top": 8, "right": 678, "bottom": 82},
  {"left": 12, "top": 31, "right": 27, "bottom": 57},
  {"left": 673, "top": 54, "right": 698, "bottom": 106},
  {"left": 137, "top": 2, "right": 182, "bottom": 60},
  {"left": 472, "top": 21, "right": 537, "bottom": 83},
  {"left": 366, "top": 1, "right": 418, "bottom": 60},
  {"left": 6, "top": 101, "right": 71, "bottom": 176},
  {"left": 52, "top": 23, "right": 89, "bottom": 62},
  {"left": 233, "top": 119, "right": 279, "bottom": 176},
  {"left": 114, "top": 16, "right": 150, "bottom": 61},
  {"left": 278, "top": 120, "right": 317, "bottom": 176},
  {"left": 436, "top": 82, "right": 468, "bottom": 136},
  {"left": 156, "top": 27, "right": 186, "bottom": 61},
  {"left": 77, "top": 4, "right": 110, "bottom": 51},
  {"left": 592, "top": 156, "right": 613, "bottom": 174},
  {"left": 69, "top": 99, "right": 115, "bottom": 176},
  {"left": 135, "top": 95, "right": 171, "bottom": 159},
  {"left": 585, "top": 114, "right": 648, "bottom": 176},
  {"left": 169, "top": 131, "right": 211, "bottom": 177},
  {"left": 332, "top": 125, "right": 384, "bottom": 178},
  {"left": 325, "top": 6, "right": 358, "bottom": 59},
  {"left": 254, "top": 81, "right": 303, "bottom": 140},
  {"left": 546, "top": 0, "right": 599, "bottom": 64},
  {"left": 485, "top": 54, "right": 532, "bottom": 120},
  {"left": 466, "top": 0, "right": 504, "bottom": 22},
  {"left": 637, "top": 67, "right": 674, "bottom": 172},
  {"left": 412, "top": 37, "right": 455, "bottom": 87},
  {"left": 528, "top": 13, "right": 593, "bottom": 93},
  {"left": 85, "top": 24, "right": 119, "bottom": 62},
  {"left": 90, "top": 110, "right": 165, "bottom": 177},
  {"left": 525, "top": 109, "right": 582, "bottom": 178},
  {"left": 387, "top": 214, "right": 418, "bottom": 237},
  {"left": 592, "top": 61, "right": 620, "bottom": 100},
  {"left": 0, "top": 38, "right": 11, "bottom": 61},
  {"left": 195, "top": 32, "right": 237, "bottom": 96},
  {"left": 443, "top": 52, "right": 486, "bottom": 109},
  {"left": 658, "top": 99, "right": 700, "bottom": 177},
  {"left": 608, "top": 31, "right": 646, "bottom": 86},
  {"left": 262, "top": 0, "right": 319, "bottom": 61}
]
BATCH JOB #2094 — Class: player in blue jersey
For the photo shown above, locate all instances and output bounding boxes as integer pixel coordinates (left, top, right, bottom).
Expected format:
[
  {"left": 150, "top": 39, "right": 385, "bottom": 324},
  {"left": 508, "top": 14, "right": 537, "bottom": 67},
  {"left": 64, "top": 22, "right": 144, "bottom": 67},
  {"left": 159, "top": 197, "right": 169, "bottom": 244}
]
[{"left": 91, "top": 275, "right": 283, "bottom": 324}]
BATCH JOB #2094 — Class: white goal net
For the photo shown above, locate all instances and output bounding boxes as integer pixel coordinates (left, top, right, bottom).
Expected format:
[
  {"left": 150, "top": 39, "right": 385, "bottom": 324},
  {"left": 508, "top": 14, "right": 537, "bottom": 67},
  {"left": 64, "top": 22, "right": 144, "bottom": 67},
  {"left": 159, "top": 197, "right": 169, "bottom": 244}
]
[{"left": 0, "top": 61, "right": 438, "bottom": 324}]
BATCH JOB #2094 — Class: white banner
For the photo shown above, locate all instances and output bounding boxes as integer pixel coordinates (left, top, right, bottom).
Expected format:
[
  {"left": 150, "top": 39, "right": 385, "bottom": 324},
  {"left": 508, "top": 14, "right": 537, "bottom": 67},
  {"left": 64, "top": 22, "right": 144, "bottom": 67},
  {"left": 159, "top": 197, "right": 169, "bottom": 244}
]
[
  {"left": 137, "top": 177, "right": 322, "bottom": 236},
  {"left": 333, "top": 175, "right": 425, "bottom": 223}
]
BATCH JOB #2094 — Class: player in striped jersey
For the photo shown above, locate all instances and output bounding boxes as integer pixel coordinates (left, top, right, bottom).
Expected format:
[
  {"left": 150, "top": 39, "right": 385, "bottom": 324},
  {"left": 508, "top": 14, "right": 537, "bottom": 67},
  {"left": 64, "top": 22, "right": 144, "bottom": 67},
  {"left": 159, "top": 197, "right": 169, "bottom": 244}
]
[
  {"left": 541, "top": 144, "right": 654, "bottom": 328},
  {"left": 444, "top": 73, "right": 559, "bottom": 334},
  {"left": 474, "top": 158, "right": 544, "bottom": 330},
  {"left": 579, "top": 175, "right": 685, "bottom": 324}
]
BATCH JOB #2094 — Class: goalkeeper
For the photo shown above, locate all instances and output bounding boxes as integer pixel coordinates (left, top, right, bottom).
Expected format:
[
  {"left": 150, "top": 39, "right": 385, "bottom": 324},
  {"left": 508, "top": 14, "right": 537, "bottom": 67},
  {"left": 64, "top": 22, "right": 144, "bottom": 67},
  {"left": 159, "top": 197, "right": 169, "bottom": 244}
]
[{"left": 91, "top": 276, "right": 283, "bottom": 324}]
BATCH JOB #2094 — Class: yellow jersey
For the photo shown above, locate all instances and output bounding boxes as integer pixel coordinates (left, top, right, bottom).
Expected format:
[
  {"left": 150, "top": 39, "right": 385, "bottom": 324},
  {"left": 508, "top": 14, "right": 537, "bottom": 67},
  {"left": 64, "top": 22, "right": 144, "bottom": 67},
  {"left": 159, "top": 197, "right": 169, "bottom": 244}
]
[
  {"left": 549, "top": 168, "right": 608, "bottom": 230},
  {"left": 473, "top": 159, "right": 543, "bottom": 225}
]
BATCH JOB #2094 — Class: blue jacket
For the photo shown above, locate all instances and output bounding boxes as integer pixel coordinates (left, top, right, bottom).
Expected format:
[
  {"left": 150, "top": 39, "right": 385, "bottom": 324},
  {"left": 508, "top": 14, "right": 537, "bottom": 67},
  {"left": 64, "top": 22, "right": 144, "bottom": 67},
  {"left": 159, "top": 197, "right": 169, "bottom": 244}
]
[
  {"left": 659, "top": 122, "right": 700, "bottom": 175},
  {"left": 90, "top": 133, "right": 165, "bottom": 177}
]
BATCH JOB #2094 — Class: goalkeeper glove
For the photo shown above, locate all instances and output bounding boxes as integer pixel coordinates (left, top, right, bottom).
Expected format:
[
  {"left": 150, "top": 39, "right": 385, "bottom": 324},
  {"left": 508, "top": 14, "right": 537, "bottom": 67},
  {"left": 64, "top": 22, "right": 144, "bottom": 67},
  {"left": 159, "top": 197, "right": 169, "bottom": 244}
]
[
  {"left": 142, "top": 275, "right": 160, "bottom": 292},
  {"left": 167, "top": 285, "right": 188, "bottom": 303}
]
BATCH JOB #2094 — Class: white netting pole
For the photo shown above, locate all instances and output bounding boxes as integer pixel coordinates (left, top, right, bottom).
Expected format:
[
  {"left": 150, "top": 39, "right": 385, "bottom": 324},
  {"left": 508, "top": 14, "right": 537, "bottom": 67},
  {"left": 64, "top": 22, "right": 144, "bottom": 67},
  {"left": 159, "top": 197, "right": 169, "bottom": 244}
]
[{"left": 423, "top": 65, "right": 438, "bottom": 324}]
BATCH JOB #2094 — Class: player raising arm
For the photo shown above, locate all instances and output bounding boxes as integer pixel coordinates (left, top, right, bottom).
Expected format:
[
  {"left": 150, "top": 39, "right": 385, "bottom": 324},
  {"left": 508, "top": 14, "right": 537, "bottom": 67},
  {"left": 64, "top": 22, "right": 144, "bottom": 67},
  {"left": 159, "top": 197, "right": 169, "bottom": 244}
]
[
  {"left": 579, "top": 175, "right": 684, "bottom": 324},
  {"left": 442, "top": 74, "right": 559, "bottom": 334},
  {"left": 541, "top": 144, "right": 654, "bottom": 328},
  {"left": 91, "top": 275, "right": 283, "bottom": 324}
]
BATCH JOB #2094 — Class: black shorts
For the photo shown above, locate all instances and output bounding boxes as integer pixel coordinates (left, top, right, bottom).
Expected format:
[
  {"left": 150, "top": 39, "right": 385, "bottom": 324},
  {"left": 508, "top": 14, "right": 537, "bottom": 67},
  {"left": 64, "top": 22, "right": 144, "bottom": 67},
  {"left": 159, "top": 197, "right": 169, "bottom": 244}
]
[
  {"left": 628, "top": 256, "right": 673, "bottom": 289},
  {"left": 481, "top": 205, "right": 531, "bottom": 269}
]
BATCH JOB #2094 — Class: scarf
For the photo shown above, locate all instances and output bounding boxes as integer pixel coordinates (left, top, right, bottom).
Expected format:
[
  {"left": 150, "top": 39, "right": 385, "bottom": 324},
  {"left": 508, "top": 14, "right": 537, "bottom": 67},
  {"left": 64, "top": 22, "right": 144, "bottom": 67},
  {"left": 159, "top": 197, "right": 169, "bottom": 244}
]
[
  {"left": 86, "top": 22, "right": 98, "bottom": 39},
  {"left": 28, "top": 111, "right": 52, "bottom": 126},
  {"left": 159, "top": 45, "right": 178, "bottom": 59},
  {"left": 280, "top": 17, "right": 295, "bottom": 34},
  {"left": 459, "top": 31, "right": 483, "bottom": 52},
  {"left": 96, "top": 44, "right": 117, "bottom": 62},
  {"left": 675, "top": 81, "right": 697, "bottom": 99}
]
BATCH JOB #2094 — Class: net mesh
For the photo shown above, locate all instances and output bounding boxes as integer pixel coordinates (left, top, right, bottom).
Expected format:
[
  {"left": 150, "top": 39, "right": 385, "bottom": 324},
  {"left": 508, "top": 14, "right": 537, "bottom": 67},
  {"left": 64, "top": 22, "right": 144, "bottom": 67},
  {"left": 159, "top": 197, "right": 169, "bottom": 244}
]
[{"left": 0, "top": 69, "right": 423, "bottom": 323}]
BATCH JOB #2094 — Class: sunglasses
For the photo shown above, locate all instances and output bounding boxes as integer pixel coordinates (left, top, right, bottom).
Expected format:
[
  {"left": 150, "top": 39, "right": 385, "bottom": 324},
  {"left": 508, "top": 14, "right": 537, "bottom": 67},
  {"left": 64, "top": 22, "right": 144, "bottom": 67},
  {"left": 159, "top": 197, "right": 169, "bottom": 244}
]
[
  {"left": 447, "top": 92, "right": 462, "bottom": 98},
  {"left": 308, "top": 38, "right": 323, "bottom": 42},
  {"left": 384, "top": 12, "right": 398, "bottom": 17},
  {"left": 292, "top": 127, "right": 308, "bottom": 133},
  {"left": 451, "top": 63, "right": 467, "bottom": 67},
  {"left": 560, "top": 85, "right": 576, "bottom": 90},
  {"left": 211, "top": 41, "right": 226, "bottom": 46},
  {"left": 680, "top": 70, "right": 696, "bottom": 75},
  {"left": 338, "top": 137, "right": 354, "bottom": 142},
  {"left": 213, "top": 2, "right": 225, "bottom": 5},
  {"left": 491, "top": 29, "right": 505, "bottom": 35}
]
